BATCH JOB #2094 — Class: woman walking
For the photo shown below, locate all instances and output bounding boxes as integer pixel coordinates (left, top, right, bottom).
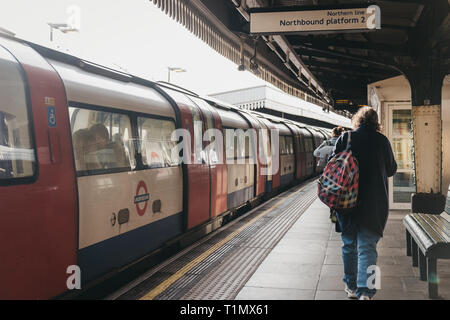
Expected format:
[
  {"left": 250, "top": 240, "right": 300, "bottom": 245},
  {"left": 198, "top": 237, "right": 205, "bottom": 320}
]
[{"left": 331, "top": 107, "right": 397, "bottom": 300}]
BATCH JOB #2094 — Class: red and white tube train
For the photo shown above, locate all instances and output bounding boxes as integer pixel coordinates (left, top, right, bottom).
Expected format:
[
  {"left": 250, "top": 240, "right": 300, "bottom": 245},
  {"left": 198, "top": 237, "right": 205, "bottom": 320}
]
[{"left": 0, "top": 34, "right": 345, "bottom": 299}]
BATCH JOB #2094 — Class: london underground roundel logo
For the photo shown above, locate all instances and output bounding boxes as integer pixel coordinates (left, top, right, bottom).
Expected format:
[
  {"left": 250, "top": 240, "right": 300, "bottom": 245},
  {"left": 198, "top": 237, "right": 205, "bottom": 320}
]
[{"left": 134, "top": 180, "right": 150, "bottom": 216}]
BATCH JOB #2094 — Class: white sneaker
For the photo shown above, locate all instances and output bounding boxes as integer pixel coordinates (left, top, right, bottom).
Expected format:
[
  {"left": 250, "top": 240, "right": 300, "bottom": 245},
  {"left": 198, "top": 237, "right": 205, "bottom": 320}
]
[
  {"left": 359, "top": 295, "right": 373, "bottom": 300},
  {"left": 344, "top": 284, "right": 357, "bottom": 299}
]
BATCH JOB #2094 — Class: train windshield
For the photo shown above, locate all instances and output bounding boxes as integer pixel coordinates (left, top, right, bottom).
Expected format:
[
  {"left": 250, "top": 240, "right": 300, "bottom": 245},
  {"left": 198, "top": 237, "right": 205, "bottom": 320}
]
[{"left": 0, "top": 46, "right": 35, "bottom": 181}]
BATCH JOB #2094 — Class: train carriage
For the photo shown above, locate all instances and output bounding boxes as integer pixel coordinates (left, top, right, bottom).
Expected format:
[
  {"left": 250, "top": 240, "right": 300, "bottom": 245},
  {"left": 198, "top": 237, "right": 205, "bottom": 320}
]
[
  {"left": 51, "top": 58, "right": 186, "bottom": 284},
  {"left": 0, "top": 36, "right": 78, "bottom": 299},
  {"left": 296, "top": 126, "right": 316, "bottom": 178}
]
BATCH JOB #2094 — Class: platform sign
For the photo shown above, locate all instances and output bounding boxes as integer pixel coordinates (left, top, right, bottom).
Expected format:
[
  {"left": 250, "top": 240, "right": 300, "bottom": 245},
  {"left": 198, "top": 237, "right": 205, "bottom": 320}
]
[{"left": 250, "top": 5, "right": 380, "bottom": 34}]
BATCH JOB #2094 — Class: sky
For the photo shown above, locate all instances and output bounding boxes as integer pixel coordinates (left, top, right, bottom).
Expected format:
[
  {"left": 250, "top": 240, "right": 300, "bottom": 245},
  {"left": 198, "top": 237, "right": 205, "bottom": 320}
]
[{"left": 0, "top": 0, "right": 268, "bottom": 96}]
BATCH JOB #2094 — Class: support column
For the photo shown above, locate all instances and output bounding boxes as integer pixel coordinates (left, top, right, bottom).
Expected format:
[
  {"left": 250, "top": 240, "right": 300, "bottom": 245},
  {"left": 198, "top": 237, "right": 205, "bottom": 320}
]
[
  {"left": 404, "top": 52, "right": 446, "bottom": 194},
  {"left": 412, "top": 105, "right": 442, "bottom": 193}
]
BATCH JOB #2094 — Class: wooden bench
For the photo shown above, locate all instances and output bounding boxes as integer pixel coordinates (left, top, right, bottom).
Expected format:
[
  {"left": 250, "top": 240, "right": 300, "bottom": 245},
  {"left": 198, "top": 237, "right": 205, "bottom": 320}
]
[{"left": 403, "top": 189, "right": 450, "bottom": 299}]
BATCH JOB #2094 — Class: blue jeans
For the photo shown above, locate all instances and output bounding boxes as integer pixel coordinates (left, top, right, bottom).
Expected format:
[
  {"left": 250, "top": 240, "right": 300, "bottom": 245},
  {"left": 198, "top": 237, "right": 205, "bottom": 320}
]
[{"left": 340, "top": 226, "right": 381, "bottom": 298}]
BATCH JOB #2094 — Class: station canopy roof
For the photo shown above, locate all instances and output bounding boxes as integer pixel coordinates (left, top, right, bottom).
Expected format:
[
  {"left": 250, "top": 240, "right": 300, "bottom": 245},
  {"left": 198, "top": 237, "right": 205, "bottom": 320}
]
[{"left": 150, "top": 0, "right": 450, "bottom": 114}]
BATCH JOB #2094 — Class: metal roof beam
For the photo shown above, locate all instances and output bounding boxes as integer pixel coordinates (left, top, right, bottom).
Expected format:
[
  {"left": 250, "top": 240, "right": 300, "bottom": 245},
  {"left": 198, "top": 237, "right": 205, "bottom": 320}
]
[
  {"left": 289, "top": 35, "right": 408, "bottom": 55},
  {"left": 375, "top": 0, "right": 430, "bottom": 5},
  {"left": 302, "top": 57, "right": 396, "bottom": 73},
  {"left": 293, "top": 44, "right": 401, "bottom": 72}
]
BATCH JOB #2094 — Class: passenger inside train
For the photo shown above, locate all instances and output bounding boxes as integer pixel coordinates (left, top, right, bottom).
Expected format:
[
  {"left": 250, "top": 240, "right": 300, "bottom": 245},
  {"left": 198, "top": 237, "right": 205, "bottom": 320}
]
[{"left": 71, "top": 110, "right": 134, "bottom": 173}]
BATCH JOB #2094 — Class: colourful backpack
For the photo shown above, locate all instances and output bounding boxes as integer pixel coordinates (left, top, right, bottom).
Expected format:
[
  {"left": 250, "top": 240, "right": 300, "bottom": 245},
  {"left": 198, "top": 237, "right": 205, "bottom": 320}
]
[{"left": 318, "top": 132, "right": 359, "bottom": 210}]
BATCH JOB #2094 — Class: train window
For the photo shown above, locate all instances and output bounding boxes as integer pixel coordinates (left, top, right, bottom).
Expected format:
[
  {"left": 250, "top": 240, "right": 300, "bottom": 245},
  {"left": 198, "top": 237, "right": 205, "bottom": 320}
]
[
  {"left": 296, "top": 135, "right": 305, "bottom": 153},
  {"left": 191, "top": 98, "right": 220, "bottom": 165},
  {"left": 0, "top": 47, "right": 35, "bottom": 181},
  {"left": 285, "top": 136, "right": 294, "bottom": 155},
  {"left": 137, "top": 117, "right": 178, "bottom": 168},
  {"left": 244, "top": 134, "right": 254, "bottom": 159},
  {"left": 224, "top": 129, "right": 232, "bottom": 161},
  {"left": 259, "top": 129, "right": 270, "bottom": 160},
  {"left": 279, "top": 136, "right": 286, "bottom": 155},
  {"left": 224, "top": 127, "right": 255, "bottom": 161},
  {"left": 185, "top": 103, "right": 203, "bottom": 164},
  {"left": 69, "top": 107, "right": 135, "bottom": 175},
  {"left": 235, "top": 135, "right": 244, "bottom": 159}
]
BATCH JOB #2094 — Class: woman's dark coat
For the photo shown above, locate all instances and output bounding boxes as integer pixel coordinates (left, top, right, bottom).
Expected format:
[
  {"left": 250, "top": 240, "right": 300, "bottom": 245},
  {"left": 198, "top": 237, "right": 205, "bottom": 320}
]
[{"left": 331, "top": 123, "right": 397, "bottom": 237}]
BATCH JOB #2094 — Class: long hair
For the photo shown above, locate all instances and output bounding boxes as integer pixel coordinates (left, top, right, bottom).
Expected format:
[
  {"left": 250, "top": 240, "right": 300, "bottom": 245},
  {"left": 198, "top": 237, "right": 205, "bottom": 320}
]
[{"left": 351, "top": 106, "right": 381, "bottom": 132}]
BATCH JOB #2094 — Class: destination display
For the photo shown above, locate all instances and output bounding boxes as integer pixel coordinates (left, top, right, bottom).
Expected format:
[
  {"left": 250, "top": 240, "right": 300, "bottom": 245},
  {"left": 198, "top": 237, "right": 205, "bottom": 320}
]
[{"left": 250, "top": 6, "right": 380, "bottom": 34}]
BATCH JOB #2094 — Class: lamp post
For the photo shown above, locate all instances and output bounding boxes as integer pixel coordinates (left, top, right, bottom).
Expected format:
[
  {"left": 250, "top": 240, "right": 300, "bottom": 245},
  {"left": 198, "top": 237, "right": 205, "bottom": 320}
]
[
  {"left": 167, "top": 67, "right": 186, "bottom": 83},
  {"left": 48, "top": 23, "right": 78, "bottom": 42}
]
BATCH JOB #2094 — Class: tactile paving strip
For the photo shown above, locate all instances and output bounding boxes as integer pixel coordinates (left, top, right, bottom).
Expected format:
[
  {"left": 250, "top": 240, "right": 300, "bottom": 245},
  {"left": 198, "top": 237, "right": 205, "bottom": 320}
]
[
  {"left": 178, "top": 185, "right": 317, "bottom": 300},
  {"left": 117, "top": 180, "right": 318, "bottom": 300}
]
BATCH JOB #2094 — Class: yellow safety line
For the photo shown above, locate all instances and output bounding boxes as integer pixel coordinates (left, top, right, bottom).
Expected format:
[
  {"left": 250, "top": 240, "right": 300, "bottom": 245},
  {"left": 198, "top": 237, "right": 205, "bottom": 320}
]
[{"left": 140, "top": 183, "right": 308, "bottom": 300}]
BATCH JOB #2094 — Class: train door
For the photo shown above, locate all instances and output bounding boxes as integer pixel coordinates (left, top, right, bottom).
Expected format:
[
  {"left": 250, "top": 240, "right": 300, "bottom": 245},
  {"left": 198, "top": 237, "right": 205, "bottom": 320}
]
[
  {"left": 189, "top": 97, "right": 227, "bottom": 218},
  {"left": 163, "top": 90, "right": 210, "bottom": 229},
  {"left": 294, "top": 127, "right": 307, "bottom": 180},
  {"left": 284, "top": 123, "right": 302, "bottom": 181},
  {"left": 237, "top": 110, "right": 265, "bottom": 197},
  {"left": 206, "top": 102, "right": 228, "bottom": 218},
  {"left": 252, "top": 115, "right": 272, "bottom": 193},
  {"left": 301, "top": 127, "right": 315, "bottom": 177},
  {"left": 257, "top": 117, "right": 279, "bottom": 191},
  {"left": 272, "top": 122, "right": 292, "bottom": 188},
  {"left": 0, "top": 39, "right": 77, "bottom": 298},
  {"left": 279, "top": 134, "right": 295, "bottom": 186},
  {"left": 218, "top": 108, "right": 255, "bottom": 209}
]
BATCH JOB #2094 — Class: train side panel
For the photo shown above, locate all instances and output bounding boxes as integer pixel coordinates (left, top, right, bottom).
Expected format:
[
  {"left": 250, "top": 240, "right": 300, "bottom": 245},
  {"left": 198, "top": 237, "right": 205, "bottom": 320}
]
[
  {"left": 295, "top": 131, "right": 307, "bottom": 180},
  {"left": 53, "top": 61, "right": 184, "bottom": 283},
  {"left": 159, "top": 89, "right": 211, "bottom": 230},
  {"left": 218, "top": 108, "right": 255, "bottom": 209},
  {"left": 251, "top": 115, "right": 274, "bottom": 192},
  {"left": 283, "top": 122, "right": 302, "bottom": 183},
  {"left": 271, "top": 122, "right": 291, "bottom": 188},
  {"left": 0, "top": 39, "right": 77, "bottom": 299},
  {"left": 193, "top": 98, "right": 227, "bottom": 218},
  {"left": 237, "top": 110, "right": 265, "bottom": 197},
  {"left": 299, "top": 127, "right": 315, "bottom": 177}
]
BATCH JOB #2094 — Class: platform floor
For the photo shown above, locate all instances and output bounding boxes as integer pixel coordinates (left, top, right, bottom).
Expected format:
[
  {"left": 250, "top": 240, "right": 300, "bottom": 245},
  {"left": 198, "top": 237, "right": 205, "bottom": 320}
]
[
  {"left": 236, "top": 198, "right": 450, "bottom": 300},
  {"left": 113, "top": 179, "right": 450, "bottom": 300}
]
